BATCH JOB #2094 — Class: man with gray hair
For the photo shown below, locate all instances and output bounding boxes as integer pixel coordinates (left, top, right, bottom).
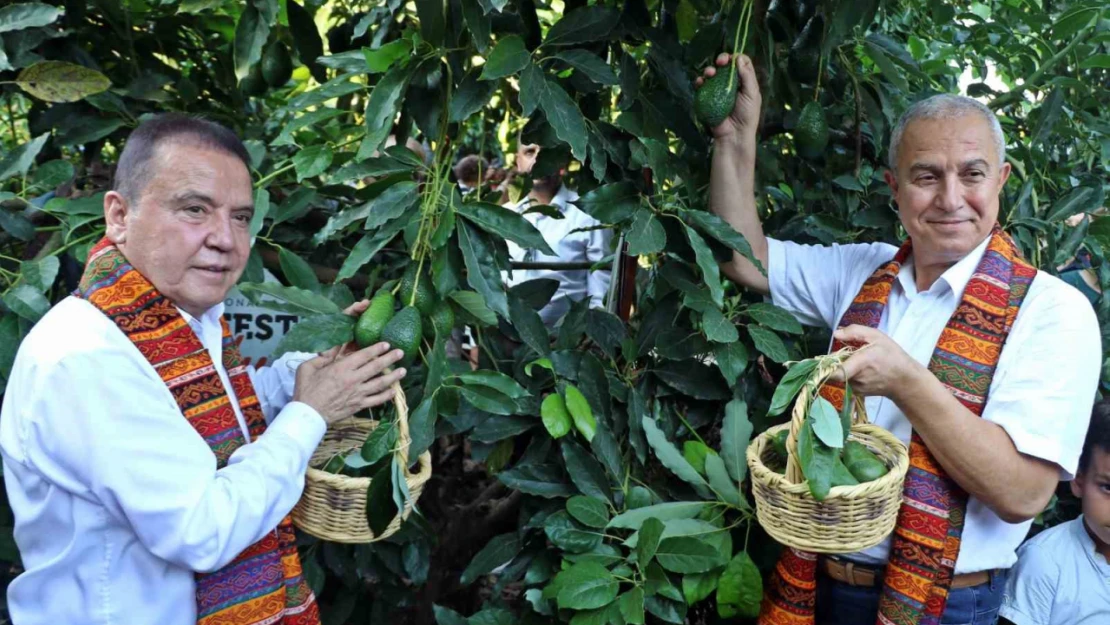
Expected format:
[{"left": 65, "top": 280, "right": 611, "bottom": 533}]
[{"left": 700, "top": 54, "right": 1099, "bottom": 625}]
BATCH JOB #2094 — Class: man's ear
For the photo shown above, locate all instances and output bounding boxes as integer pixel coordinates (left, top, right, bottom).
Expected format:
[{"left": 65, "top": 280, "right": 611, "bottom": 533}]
[
  {"left": 1071, "top": 473, "right": 1085, "bottom": 498},
  {"left": 883, "top": 169, "right": 899, "bottom": 196},
  {"left": 104, "top": 191, "right": 131, "bottom": 245},
  {"left": 997, "top": 161, "right": 1012, "bottom": 189}
]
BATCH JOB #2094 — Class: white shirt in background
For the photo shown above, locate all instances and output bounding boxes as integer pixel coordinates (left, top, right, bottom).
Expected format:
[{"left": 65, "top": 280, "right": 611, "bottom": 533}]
[
  {"left": 503, "top": 185, "right": 613, "bottom": 326},
  {"left": 0, "top": 296, "right": 324, "bottom": 625},
  {"left": 767, "top": 235, "right": 1100, "bottom": 573}
]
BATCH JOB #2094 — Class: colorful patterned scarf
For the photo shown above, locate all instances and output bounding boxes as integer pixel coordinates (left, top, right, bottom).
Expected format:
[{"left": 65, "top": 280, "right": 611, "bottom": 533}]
[
  {"left": 758, "top": 227, "right": 1035, "bottom": 625},
  {"left": 77, "top": 239, "right": 320, "bottom": 625}
]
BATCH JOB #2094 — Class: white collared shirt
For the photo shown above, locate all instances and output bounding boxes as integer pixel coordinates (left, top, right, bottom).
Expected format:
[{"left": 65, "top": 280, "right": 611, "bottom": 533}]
[
  {"left": 767, "top": 235, "right": 1101, "bottom": 573},
  {"left": 502, "top": 185, "right": 614, "bottom": 326},
  {"left": 1000, "top": 516, "right": 1110, "bottom": 624},
  {"left": 0, "top": 296, "right": 325, "bottom": 625}
]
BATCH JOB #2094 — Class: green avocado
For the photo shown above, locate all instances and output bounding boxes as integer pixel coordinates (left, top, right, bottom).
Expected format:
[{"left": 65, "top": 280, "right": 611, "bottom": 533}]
[
  {"left": 424, "top": 300, "right": 455, "bottom": 340},
  {"left": 399, "top": 264, "right": 436, "bottom": 316},
  {"left": 695, "top": 67, "right": 738, "bottom": 128},
  {"left": 380, "top": 305, "right": 423, "bottom": 366},
  {"left": 355, "top": 290, "right": 395, "bottom": 348},
  {"left": 843, "top": 440, "right": 889, "bottom": 483},
  {"left": 239, "top": 63, "right": 267, "bottom": 97},
  {"left": 261, "top": 40, "right": 294, "bottom": 87},
  {"left": 795, "top": 101, "right": 829, "bottom": 160},
  {"left": 830, "top": 456, "right": 861, "bottom": 488},
  {"left": 787, "top": 14, "right": 823, "bottom": 83}
]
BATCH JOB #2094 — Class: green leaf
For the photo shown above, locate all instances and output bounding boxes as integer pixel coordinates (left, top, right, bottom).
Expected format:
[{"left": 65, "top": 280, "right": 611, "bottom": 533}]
[
  {"left": 0, "top": 210, "right": 35, "bottom": 241},
  {"left": 714, "top": 341, "right": 748, "bottom": 386},
  {"left": 238, "top": 282, "right": 341, "bottom": 316},
  {"left": 636, "top": 517, "right": 664, "bottom": 567},
  {"left": 449, "top": 290, "right": 497, "bottom": 326},
  {"left": 293, "top": 145, "right": 333, "bottom": 182},
  {"left": 685, "top": 210, "right": 764, "bottom": 274},
  {"left": 457, "top": 202, "right": 555, "bottom": 255},
  {"left": 607, "top": 502, "right": 710, "bottom": 530},
  {"left": 1053, "top": 6, "right": 1099, "bottom": 41},
  {"left": 450, "top": 71, "right": 499, "bottom": 122},
  {"left": 459, "top": 385, "right": 517, "bottom": 415},
  {"left": 471, "top": 414, "right": 535, "bottom": 442},
  {"left": 716, "top": 551, "right": 762, "bottom": 619},
  {"left": 642, "top": 417, "right": 713, "bottom": 498},
  {"left": 518, "top": 61, "right": 544, "bottom": 117},
  {"left": 361, "top": 421, "right": 397, "bottom": 465},
  {"left": 29, "top": 159, "right": 74, "bottom": 191},
  {"left": 683, "top": 571, "right": 720, "bottom": 605},
  {"left": 0, "top": 3, "right": 61, "bottom": 33},
  {"left": 542, "top": 393, "right": 573, "bottom": 439},
  {"left": 654, "top": 536, "right": 729, "bottom": 573},
  {"left": 702, "top": 307, "right": 738, "bottom": 343},
  {"left": 554, "top": 562, "right": 619, "bottom": 610},
  {"left": 543, "top": 6, "right": 621, "bottom": 47},
  {"left": 768, "top": 358, "right": 820, "bottom": 416},
  {"left": 626, "top": 209, "right": 666, "bottom": 255},
  {"left": 365, "top": 460, "right": 398, "bottom": 536},
  {"left": 433, "top": 605, "right": 469, "bottom": 625},
  {"left": 507, "top": 293, "right": 550, "bottom": 358},
  {"left": 0, "top": 315, "right": 20, "bottom": 381},
  {"left": 2, "top": 284, "right": 49, "bottom": 322},
  {"left": 684, "top": 225, "right": 724, "bottom": 308},
  {"left": 250, "top": 188, "right": 270, "bottom": 238},
  {"left": 721, "top": 398, "right": 753, "bottom": 483},
  {"left": 272, "top": 313, "right": 354, "bottom": 357},
  {"left": 654, "top": 361, "right": 730, "bottom": 400},
  {"left": 365, "top": 181, "right": 420, "bottom": 229},
  {"left": 460, "top": 533, "right": 521, "bottom": 585},
  {"left": 576, "top": 181, "right": 640, "bottom": 223},
  {"left": 408, "top": 396, "right": 438, "bottom": 460},
  {"left": 705, "top": 454, "right": 742, "bottom": 507},
  {"left": 359, "top": 40, "right": 411, "bottom": 74},
  {"left": 682, "top": 440, "right": 714, "bottom": 475},
  {"left": 863, "top": 39, "right": 909, "bottom": 92},
  {"left": 526, "top": 70, "right": 589, "bottom": 161},
  {"left": 585, "top": 310, "right": 626, "bottom": 359},
  {"left": 1079, "top": 54, "right": 1110, "bottom": 70},
  {"left": 455, "top": 371, "right": 527, "bottom": 399},
  {"left": 358, "top": 64, "right": 414, "bottom": 160},
  {"left": 334, "top": 218, "right": 409, "bottom": 281},
  {"left": 747, "top": 325, "right": 789, "bottom": 363},
  {"left": 458, "top": 220, "right": 509, "bottom": 319},
  {"left": 746, "top": 303, "right": 803, "bottom": 334},
  {"left": 797, "top": 415, "right": 836, "bottom": 501},
  {"left": 287, "top": 0, "right": 325, "bottom": 82},
  {"left": 561, "top": 439, "right": 611, "bottom": 502},
  {"left": 552, "top": 50, "right": 619, "bottom": 85},
  {"left": 0, "top": 134, "right": 49, "bottom": 182},
  {"left": 567, "top": 495, "right": 610, "bottom": 528},
  {"left": 1045, "top": 184, "right": 1103, "bottom": 223},
  {"left": 498, "top": 463, "right": 575, "bottom": 497},
  {"left": 564, "top": 384, "right": 597, "bottom": 442},
  {"left": 414, "top": 0, "right": 446, "bottom": 46},
  {"left": 278, "top": 247, "right": 321, "bottom": 292},
  {"left": 233, "top": 5, "right": 268, "bottom": 80},
  {"left": 545, "top": 510, "right": 603, "bottom": 553},
  {"left": 809, "top": 396, "right": 844, "bottom": 449},
  {"left": 482, "top": 35, "right": 530, "bottom": 80},
  {"left": 19, "top": 256, "right": 58, "bottom": 293},
  {"left": 618, "top": 588, "right": 645, "bottom": 625},
  {"left": 1031, "top": 89, "right": 1065, "bottom": 148},
  {"left": 460, "top": 0, "right": 491, "bottom": 52}
]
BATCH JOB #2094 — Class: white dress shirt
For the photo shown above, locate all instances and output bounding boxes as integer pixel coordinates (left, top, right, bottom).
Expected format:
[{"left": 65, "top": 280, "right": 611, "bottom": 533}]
[
  {"left": 0, "top": 296, "right": 325, "bottom": 625},
  {"left": 1000, "top": 516, "right": 1110, "bottom": 625},
  {"left": 502, "top": 185, "right": 613, "bottom": 326},
  {"left": 767, "top": 235, "right": 1101, "bottom": 573}
]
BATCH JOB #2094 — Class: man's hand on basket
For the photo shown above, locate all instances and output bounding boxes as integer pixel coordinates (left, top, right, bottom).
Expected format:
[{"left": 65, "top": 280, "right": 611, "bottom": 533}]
[
  {"left": 829, "top": 325, "right": 926, "bottom": 401},
  {"left": 293, "top": 342, "right": 407, "bottom": 424}
]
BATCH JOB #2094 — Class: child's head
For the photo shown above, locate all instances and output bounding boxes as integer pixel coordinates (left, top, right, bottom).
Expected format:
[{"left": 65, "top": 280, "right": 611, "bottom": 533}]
[{"left": 1072, "top": 399, "right": 1110, "bottom": 544}]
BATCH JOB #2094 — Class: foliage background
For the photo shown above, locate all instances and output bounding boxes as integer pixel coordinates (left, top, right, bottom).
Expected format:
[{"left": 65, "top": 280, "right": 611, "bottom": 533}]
[{"left": 0, "top": 0, "right": 1108, "bottom": 623}]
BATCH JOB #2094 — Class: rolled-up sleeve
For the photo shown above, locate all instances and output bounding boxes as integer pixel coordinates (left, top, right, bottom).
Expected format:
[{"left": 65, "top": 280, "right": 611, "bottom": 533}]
[
  {"left": 982, "top": 279, "right": 1101, "bottom": 479},
  {"left": 23, "top": 346, "right": 325, "bottom": 573}
]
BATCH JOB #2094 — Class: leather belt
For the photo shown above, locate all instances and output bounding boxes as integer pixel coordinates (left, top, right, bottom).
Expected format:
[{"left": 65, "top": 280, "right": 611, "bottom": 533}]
[{"left": 821, "top": 558, "right": 992, "bottom": 589}]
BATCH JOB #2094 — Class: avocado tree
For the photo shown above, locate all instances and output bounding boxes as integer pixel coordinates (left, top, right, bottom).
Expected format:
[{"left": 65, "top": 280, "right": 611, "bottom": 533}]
[{"left": 1, "top": 1, "right": 1108, "bottom": 623}]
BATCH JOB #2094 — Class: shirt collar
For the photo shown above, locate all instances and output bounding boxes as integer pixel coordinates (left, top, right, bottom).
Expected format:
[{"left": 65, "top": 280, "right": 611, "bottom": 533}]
[
  {"left": 1074, "top": 515, "right": 1110, "bottom": 575},
  {"left": 176, "top": 302, "right": 226, "bottom": 331},
  {"left": 516, "top": 184, "right": 575, "bottom": 214},
  {"left": 897, "top": 234, "right": 992, "bottom": 297}
]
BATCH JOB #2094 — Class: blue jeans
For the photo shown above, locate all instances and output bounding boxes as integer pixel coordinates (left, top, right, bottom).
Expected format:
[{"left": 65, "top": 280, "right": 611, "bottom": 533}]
[{"left": 815, "top": 568, "right": 1009, "bottom": 625}]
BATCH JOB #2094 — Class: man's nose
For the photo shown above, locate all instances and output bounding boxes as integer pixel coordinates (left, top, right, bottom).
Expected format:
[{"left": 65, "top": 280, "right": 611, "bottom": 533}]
[
  {"left": 935, "top": 174, "right": 963, "bottom": 212},
  {"left": 206, "top": 212, "right": 236, "bottom": 251}
]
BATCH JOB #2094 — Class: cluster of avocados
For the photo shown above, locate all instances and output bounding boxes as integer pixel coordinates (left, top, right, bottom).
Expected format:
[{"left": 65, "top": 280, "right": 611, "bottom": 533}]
[
  {"left": 769, "top": 429, "right": 889, "bottom": 487},
  {"left": 354, "top": 265, "right": 454, "bottom": 366},
  {"left": 240, "top": 40, "right": 294, "bottom": 96}
]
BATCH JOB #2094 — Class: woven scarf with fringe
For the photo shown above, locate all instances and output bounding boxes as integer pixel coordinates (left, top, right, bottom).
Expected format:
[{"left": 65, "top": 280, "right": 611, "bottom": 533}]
[
  {"left": 757, "top": 227, "right": 1035, "bottom": 625},
  {"left": 77, "top": 238, "right": 320, "bottom": 625}
]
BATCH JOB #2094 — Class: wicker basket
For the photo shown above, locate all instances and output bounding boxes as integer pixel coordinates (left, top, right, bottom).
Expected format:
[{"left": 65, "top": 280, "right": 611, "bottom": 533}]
[
  {"left": 746, "top": 354, "right": 909, "bottom": 553},
  {"left": 292, "top": 381, "right": 432, "bottom": 543}
]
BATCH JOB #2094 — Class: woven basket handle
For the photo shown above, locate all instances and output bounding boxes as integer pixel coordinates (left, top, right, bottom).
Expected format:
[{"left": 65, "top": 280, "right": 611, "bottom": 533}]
[
  {"left": 386, "top": 380, "right": 417, "bottom": 476},
  {"left": 783, "top": 352, "right": 869, "bottom": 485}
]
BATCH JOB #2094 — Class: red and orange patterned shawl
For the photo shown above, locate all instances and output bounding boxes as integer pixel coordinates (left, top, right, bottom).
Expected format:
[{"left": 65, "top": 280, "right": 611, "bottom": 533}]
[
  {"left": 758, "top": 227, "right": 1035, "bottom": 625},
  {"left": 77, "top": 238, "right": 320, "bottom": 625}
]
